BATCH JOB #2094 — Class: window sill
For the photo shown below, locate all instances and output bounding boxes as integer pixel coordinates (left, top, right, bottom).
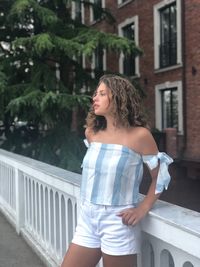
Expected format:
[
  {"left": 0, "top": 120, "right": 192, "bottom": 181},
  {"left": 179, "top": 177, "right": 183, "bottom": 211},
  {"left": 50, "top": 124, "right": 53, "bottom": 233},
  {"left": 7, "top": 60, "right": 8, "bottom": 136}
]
[
  {"left": 154, "top": 63, "right": 182, "bottom": 74},
  {"left": 118, "top": 0, "right": 133, "bottom": 9}
]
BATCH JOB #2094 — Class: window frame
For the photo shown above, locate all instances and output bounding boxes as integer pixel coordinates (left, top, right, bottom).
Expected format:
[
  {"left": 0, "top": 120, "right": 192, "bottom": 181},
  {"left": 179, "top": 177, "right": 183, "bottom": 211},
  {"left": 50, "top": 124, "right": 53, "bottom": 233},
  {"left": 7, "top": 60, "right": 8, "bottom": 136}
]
[
  {"left": 154, "top": 0, "right": 182, "bottom": 70},
  {"left": 155, "top": 81, "right": 183, "bottom": 134},
  {"left": 118, "top": 16, "right": 140, "bottom": 77}
]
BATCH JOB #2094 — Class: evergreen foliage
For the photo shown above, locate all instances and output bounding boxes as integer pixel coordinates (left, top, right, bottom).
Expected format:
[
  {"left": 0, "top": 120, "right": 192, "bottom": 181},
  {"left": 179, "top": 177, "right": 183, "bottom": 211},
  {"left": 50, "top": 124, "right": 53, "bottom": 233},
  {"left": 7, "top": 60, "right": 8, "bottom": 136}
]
[{"left": 0, "top": 0, "right": 143, "bottom": 171}]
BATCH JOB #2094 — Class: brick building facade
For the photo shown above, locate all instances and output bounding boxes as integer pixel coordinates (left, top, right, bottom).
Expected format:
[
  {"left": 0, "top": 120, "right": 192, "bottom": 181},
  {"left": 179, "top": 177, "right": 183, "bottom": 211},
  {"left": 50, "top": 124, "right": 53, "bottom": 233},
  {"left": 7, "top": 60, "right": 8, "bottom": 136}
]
[{"left": 74, "top": 0, "right": 200, "bottom": 178}]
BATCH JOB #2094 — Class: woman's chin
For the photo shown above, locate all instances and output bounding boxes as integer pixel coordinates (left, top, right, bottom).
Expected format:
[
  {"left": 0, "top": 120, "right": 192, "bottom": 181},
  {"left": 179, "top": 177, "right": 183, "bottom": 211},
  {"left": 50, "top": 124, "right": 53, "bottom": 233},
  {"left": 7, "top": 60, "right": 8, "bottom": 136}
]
[{"left": 94, "top": 110, "right": 102, "bottom": 116}]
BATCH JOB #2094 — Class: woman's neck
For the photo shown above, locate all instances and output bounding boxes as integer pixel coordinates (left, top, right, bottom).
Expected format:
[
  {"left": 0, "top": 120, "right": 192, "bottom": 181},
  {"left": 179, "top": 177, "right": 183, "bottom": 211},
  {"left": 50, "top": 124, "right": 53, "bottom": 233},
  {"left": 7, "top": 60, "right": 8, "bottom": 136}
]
[{"left": 104, "top": 116, "right": 123, "bottom": 132}]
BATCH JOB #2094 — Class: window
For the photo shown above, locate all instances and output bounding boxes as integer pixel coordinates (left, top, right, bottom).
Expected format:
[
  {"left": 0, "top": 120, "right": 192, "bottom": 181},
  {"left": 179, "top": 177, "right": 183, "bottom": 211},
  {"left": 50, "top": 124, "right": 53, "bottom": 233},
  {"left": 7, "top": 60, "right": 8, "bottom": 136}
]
[
  {"left": 154, "top": 0, "right": 182, "bottom": 70},
  {"left": 160, "top": 3, "right": 177, "bottom": 68},
  {"left": 118, "top": 16, "right": 139, "bottom": 77},
  {"left": 75, "top": 55, "right": 84, "bottom": 90},
  {"left": 155, "top": 81, "right": 183, "bottom": 133},
  {"left": 71, "top": 1, "right": 84, "bottom": 23},
  {"left": 94, "top": 46, "right": 104, "bottom": 79},
  {"left": 92, "top": 46, "right": 106, "bottom": 80},
  {"left": 90, "top": 0, "right": 105, "bottom": 22},
  {"left": 93, "top": 0, "right": 102, "bottom": 21},
  {"left": 122, "top": 23, "right": 135, "bottom": 76},
  {"left": 74, "top": 1, "right": 82, "bottom": 22},
  {"left": 161, "top": 88, "right": 178, "bottom": 128}
]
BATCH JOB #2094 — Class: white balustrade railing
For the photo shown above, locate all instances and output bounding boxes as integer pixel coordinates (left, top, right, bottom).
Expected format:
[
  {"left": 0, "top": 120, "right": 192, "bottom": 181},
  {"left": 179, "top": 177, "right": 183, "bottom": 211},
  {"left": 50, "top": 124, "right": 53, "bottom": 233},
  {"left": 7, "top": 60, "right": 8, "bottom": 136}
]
[{"left": 0, "top": 148, "right": 199, "bottom": 267}]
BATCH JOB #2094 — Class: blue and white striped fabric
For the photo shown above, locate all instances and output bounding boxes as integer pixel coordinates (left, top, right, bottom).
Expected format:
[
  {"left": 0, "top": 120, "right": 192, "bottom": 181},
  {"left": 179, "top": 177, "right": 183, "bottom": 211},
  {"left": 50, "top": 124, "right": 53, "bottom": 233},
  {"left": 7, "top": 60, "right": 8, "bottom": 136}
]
[
  {"left": 142, "top": 152, "right": 173, "bottom": 194},
  {"left": 80, "top": 141, "right": 173, "bottom": 206}
]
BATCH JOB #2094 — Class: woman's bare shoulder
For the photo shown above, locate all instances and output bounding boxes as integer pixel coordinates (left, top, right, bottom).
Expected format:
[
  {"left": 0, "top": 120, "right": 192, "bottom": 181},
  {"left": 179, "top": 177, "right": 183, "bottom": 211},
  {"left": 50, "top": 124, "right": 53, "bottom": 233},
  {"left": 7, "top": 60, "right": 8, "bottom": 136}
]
[
  {"left": 129, "top": 126, "right": 151, "bottom": 139},
  {"left": 130, "top": 127, "right": 158, "bottom": 155}
]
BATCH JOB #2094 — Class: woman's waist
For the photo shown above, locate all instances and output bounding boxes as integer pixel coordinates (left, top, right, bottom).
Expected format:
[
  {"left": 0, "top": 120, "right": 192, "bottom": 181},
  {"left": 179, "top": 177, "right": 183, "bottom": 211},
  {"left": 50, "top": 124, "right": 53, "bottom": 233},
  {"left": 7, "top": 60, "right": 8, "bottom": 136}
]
[
  {"left": 80, "top": 191, "right": 139, "bottom": 206},
  {"left": 80, "top": 198, "right": 137, "bottom": 211}
]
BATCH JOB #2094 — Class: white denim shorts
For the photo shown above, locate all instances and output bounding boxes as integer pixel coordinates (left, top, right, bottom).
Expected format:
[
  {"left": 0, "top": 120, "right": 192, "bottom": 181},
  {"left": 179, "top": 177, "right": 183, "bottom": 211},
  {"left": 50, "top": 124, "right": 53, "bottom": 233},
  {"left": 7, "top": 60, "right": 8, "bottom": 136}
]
[{"left": 72, "top": 200, "right": 141, "bottom": 256}]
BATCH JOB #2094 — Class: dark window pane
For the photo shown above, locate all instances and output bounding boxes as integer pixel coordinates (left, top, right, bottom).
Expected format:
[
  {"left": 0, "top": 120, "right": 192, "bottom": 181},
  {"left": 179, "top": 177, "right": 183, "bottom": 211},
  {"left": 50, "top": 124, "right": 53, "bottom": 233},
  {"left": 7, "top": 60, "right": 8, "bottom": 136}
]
[
  {"left": 123, "top": 54, "right": 135, "bottom": 76},
  {"left": 75, "top": 1, "right": 82, "bottom": 22},
  {"left": 122, "top": 23, "right": 135, "bottom": 76},
  {"left": 93, "top": 0, "right": 102, "bottom": 21},
  {"left": 159, "top": 3, "right": 177, "bottom": 68},
  {"left": 94, "top": 46, "right": 104, "bottom": 80},
  {"left": 161, "top": 88, "right": 178, "bottom": 129}
]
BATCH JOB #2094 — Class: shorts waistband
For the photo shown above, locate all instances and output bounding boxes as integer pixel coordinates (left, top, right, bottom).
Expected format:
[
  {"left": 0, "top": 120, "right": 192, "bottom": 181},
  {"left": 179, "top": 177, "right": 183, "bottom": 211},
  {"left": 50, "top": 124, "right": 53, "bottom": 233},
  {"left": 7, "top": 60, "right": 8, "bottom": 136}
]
[{"left": 81, "top": 199, "right": 136, "bottom": 210}]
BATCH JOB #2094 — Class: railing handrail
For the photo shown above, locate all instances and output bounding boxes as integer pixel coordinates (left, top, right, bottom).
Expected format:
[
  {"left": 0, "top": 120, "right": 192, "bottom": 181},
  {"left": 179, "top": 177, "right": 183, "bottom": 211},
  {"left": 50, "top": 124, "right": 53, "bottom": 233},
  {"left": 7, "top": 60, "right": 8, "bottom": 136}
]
[
  {"left": 149, "top": 199, "right": 200, "bottom": 237},
  {"left": 0, "top": 148, "right": 81, "bottom": 186}
]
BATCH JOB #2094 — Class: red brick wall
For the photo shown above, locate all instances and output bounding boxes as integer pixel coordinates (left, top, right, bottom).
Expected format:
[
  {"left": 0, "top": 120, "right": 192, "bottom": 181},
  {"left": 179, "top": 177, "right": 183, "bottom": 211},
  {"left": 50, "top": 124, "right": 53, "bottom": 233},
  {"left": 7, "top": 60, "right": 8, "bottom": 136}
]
[{"left": 184, "top": 0, "right": 200, "bottom": 160}]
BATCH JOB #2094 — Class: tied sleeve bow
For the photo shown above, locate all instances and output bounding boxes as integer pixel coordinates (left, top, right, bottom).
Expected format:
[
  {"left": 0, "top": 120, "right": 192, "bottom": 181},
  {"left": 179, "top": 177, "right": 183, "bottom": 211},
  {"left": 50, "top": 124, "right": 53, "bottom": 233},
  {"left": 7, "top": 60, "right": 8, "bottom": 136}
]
[{"left": 142, "top": 152, "right": 173, "bottom": 194}]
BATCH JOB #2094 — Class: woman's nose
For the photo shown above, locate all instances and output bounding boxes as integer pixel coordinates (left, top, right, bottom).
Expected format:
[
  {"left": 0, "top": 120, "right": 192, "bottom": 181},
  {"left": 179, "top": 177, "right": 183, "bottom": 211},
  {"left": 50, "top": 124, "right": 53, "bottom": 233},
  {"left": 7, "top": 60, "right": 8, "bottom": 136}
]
[{"left": 93, "top": 95, "right": 98, "bottom": 102}]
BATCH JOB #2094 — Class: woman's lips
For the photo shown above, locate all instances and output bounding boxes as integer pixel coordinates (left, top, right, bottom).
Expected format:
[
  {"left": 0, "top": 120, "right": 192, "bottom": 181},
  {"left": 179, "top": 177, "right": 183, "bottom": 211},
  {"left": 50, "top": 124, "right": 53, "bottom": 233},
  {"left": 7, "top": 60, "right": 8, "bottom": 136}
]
[{"left": 93, "top": 104, "right": 99, "bottom": 110}]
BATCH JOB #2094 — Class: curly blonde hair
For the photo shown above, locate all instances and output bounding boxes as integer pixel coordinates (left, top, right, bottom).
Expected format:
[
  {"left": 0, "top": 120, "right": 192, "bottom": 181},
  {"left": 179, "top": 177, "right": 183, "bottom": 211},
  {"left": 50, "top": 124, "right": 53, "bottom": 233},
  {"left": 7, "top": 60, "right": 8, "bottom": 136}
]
[{"left": 86, "top": 74, "right": 148, "bottom": 132}]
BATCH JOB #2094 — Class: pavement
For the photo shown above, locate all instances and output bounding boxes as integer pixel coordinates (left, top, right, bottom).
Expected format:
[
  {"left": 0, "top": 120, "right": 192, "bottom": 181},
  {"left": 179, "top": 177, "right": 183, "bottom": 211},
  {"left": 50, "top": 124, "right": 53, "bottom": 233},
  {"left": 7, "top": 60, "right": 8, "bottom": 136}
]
[{"left": 0, "top": 212, "right": 46, "bottom": 267}]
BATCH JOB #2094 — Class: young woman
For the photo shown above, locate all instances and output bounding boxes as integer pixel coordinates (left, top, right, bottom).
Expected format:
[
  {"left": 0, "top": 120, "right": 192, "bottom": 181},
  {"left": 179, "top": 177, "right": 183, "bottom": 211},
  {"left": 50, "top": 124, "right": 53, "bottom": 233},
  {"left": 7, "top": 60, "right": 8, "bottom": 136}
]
[{"left": 61, "top": 74, "right": 173, "bottom": 267}]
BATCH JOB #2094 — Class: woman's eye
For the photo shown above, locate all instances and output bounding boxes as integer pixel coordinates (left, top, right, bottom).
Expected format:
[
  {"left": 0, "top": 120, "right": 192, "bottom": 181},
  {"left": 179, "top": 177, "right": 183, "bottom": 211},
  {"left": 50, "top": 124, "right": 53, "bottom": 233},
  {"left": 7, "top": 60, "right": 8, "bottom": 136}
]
[{"left": 93, "top": 91, "right": 106, "bottom": 97}]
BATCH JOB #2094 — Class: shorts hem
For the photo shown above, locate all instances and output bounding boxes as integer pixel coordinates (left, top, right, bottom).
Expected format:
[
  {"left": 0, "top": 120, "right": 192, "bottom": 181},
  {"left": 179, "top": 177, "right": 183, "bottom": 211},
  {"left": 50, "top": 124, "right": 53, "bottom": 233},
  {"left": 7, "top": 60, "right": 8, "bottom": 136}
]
[
  {"left": 72, "top": 239, "right": 101, "bottom": 249},
  {"left": 101, "top": 247, "right": 140, "bottom": 256}
]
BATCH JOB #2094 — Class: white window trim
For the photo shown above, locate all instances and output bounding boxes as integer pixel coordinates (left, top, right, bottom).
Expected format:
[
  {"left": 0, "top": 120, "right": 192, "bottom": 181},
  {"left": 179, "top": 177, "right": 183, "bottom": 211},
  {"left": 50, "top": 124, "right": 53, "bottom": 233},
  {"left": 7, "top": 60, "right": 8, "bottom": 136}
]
[
  {"left": 118, "top": 0, "right": 132, "bottom": 7},
  {"left": 153, "top": 0, "right": 182, "bottom": 70},
  {"left": 71, "top": 1, "right": 85, "bottom": 24},
  {"left": 90, "top": 0, "right": 105, "bottom": 23},
  {"left": 155, "top": 80, "right": 183, "bottom": 134},
  {"left": 118, "top": 16, "right": 140, "bottom": 77},
  {"left": 91, "top": 49, "right": 107, "bottom": 78}
]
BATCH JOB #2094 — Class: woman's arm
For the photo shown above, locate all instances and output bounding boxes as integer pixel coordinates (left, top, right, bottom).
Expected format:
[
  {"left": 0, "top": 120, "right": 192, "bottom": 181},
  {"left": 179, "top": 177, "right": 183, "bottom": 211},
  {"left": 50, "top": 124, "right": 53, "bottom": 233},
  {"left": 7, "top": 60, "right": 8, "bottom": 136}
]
[{"left": 117, "top": 128, "right": 162, "bottom": 226}]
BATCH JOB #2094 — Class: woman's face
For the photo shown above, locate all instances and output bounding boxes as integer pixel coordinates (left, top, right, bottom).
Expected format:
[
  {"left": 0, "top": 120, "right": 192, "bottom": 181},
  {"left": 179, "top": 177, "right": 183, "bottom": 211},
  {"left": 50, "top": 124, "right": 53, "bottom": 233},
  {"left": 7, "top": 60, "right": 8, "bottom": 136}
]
[{"left": 92, "top": 82, "right": 113, "bottom": 116}]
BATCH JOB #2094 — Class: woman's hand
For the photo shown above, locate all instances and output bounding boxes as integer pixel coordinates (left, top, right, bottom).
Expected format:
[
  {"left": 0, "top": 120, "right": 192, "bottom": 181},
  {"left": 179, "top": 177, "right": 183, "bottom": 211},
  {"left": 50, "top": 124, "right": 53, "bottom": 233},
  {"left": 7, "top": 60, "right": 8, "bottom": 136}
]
[{"left": 117, "top": 206, "right": 148, "bottom": 226}]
